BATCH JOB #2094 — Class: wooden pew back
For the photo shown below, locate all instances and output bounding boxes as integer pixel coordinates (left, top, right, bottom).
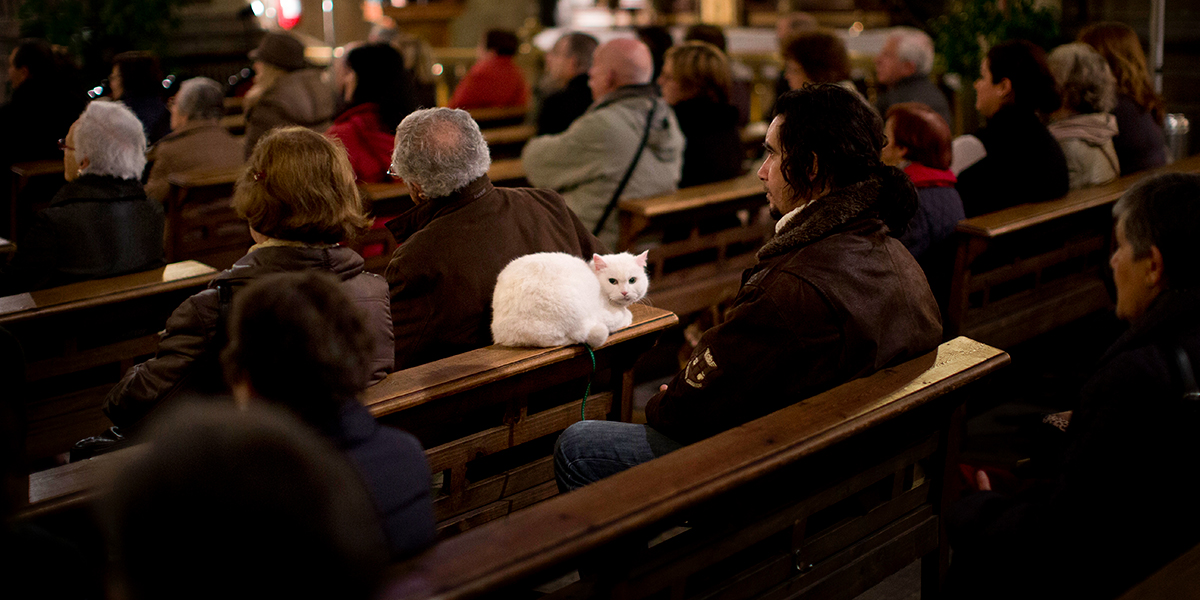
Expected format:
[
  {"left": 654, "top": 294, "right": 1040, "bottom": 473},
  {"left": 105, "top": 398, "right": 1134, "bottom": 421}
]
[
  {"left": 23, "top": 304, "right": 678, "bottom": 537},
  {"left": 946, "top": 155, "right": 1200, "bottom": 348},
  {"left": 381, "top": 337, "right": 1009, "bottom": 600},
  {"left": 0, "top": 261, "right": 218, "bottom": 460},
  {"left": 8, "top": 159, "right": 66, "bottom": 240},
  {"left": 163, "top": 166, "right": 251, "bottom": 270},
  {"left": 618, "top": 172, "right": 771, "bottom": 317}
]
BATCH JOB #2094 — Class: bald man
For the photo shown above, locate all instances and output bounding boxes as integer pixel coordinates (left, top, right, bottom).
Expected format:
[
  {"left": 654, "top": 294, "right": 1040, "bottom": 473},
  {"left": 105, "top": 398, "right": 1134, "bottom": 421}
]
[{"left": 522, "top": 38, "right": 684, "bottom": 247}]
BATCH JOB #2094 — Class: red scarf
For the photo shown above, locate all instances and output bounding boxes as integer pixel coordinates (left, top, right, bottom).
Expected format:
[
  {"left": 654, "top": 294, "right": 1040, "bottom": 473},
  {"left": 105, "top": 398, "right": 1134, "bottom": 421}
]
[{"left": 903, "top": 162, "right": 957, "bottom": 189}]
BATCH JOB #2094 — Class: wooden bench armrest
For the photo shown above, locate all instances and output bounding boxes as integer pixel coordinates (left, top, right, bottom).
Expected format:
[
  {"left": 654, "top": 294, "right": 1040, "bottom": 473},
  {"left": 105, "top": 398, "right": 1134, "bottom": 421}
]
[
  {"left": 384, "top": 337, "right": 1008, "bottom": 598},
  {"left": 0, "top": 261, "right": 218, "bottom": 323},
  {"left": 618, "top": 172, "right": 763, "bottom": 219},
  {"left": 957, "top": 154, "right": 1200, "bottom": 238},
  {"left": 361, "top": 304, "right": 678, "bottom": 416}
]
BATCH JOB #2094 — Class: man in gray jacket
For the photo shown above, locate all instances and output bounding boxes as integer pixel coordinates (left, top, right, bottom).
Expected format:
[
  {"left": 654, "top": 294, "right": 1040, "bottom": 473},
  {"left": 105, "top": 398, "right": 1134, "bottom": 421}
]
[{"left": 522, "top": 38, "right": 684, "bottom": 248}]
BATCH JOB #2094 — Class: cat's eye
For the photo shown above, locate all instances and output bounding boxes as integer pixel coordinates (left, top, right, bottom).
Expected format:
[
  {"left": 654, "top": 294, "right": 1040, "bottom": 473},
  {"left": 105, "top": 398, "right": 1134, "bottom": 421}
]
[
  {"left": 608, "top": 278, "right": 617, "bottom": 284},
  {"left": 628, "top": 277, "right": 636, "bottom": 283}
]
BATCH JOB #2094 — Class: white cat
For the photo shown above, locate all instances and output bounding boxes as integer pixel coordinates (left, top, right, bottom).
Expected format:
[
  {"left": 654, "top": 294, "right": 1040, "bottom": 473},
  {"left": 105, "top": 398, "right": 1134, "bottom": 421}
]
[{"left": 491, "top": 251, "right": 650, "bottom": 348}]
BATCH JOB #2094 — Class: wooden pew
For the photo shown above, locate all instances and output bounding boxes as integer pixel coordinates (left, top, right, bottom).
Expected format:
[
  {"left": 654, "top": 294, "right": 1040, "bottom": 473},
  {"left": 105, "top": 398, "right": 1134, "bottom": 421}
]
[
  {"left": 482, "top": 123, "right": 536, "bottom": 159},
  {"left": 8, "top": 159, "right": 65, "bottom": 240},
  {"left": 23, "top": 304, "right": 678, "bottom": 536},
  {"left": 163, "top": 166, "right": 251, "bottom": 270},
  {"left": 1119, "top": 541, "right": 1200, "bottom": 600},
  {"left": 617, "top": 171, "right": 771, "bottom": 317},
  {"left": 0, "top": 261, "right": 218, "bottom": 461},
  {"left": 379, "top": 337, "right": 1009, "bottom": 600},
  {"left": 945, "top": 155, "right": 1200, "bottom": 348},
  {"left": 468, "top": 105, "right": 528, "bottom": 128}
]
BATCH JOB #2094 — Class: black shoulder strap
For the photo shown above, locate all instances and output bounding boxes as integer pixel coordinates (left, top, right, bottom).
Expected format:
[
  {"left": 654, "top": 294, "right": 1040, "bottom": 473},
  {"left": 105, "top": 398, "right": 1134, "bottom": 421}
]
[
  {"left": 1173, "top": 346, "right": 1200, "bottom": 402},
  {"left": 593, "top": 99, "right": 658, "bottom": 237}
]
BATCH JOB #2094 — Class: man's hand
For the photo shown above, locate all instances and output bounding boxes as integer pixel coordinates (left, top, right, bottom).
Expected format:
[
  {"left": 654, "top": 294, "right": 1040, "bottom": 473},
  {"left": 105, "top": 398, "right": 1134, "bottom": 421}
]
[{"left": 975, "top": 469, "right": 992, "bottom": 492}]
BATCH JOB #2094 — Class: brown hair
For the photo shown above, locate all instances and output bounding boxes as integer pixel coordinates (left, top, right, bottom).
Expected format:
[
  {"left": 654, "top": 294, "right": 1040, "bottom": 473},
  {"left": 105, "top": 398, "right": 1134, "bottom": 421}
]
[
  {"left": 663, "top": 41, "right": 733, "bottom": 104},
  {"left": 1079, "top": 22, "right": 1165, "bottom": 123},
  {"left": 233, "top": 128, "right": 371, "bottom": 244},
  {"left": 886, "top": 102, "right": 953, "bottom": 171},
  {"left": 784, "top": 30, "right": 851, "bottom": 84}
]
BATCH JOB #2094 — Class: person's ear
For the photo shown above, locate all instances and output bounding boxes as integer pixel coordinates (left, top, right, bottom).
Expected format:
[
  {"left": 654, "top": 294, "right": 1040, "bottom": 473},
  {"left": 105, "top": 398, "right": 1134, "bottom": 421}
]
[
  {"left": 1147, "top": 245, "right": 1166, "bottom": 290},
  {"left": 997, "top": 77, "right": 1014, "bottom": 101}
]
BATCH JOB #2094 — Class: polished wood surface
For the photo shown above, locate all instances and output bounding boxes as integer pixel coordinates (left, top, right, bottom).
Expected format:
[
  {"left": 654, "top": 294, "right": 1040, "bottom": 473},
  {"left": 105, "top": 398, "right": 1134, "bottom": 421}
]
[
  {"left": 10, "top": 159, "right": 64, "bottom": 179},
  {"left": 379, "top": 337, "right": 1009, "bottom": 600}
]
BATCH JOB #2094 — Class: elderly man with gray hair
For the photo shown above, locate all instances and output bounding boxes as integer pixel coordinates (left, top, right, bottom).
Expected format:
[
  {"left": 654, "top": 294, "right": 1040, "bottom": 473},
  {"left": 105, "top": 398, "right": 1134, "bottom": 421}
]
[
  {"left": 874, "top": 27, "right": 952, "bottom": 128},
  {"left": 384, "top": 107, "right": 605, "bottom": 369},
  {"left": 144, "top": 77, "right": 245, "bottom": 200}
]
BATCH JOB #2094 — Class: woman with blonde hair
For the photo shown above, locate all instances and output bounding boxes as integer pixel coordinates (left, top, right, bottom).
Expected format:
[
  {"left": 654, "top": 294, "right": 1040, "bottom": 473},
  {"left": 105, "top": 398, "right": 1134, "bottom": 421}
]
[
  {"left": 242, "top": 32, "right": 337, "bottom": 159},
  {"left": 659, "top": 41, "right": 743, "bottom": 186},
  {"left": 1079, "top": 22, "right": 1167, "bottom": 173},
  {"left": 96, "top": 127, "right": 392, "bottom": 439}
]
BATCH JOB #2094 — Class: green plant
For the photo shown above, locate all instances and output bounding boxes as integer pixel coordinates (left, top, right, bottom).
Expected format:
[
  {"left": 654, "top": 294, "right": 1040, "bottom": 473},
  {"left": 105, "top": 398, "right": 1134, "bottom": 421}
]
[
  {"left": 18, "top": 0, "right": 186, "bottom": 81},
  {"left": 929, "top": 0, "right": 1061, "bottom": 78}
]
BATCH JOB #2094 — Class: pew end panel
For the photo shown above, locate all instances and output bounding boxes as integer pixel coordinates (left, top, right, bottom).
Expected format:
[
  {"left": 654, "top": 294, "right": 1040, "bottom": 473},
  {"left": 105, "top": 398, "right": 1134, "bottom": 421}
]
[
  {"left": 382, "top": 337, "right": 1010, "bottom": 600},
  {"left": 164, "top": 166, "right": 252, "bottom": 270},
  {"left": 363, "top": 304, "right": 679, "bottom": 535},
  {"left": 1, "top": 261, "right": 219, "bottom": 461},
  {"left": 8, "top": 159, "right": 66, "bottom": 240}
]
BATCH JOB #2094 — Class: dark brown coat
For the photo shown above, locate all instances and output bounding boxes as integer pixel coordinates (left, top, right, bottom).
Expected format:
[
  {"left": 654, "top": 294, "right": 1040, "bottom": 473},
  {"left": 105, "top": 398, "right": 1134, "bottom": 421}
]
[
  {"left": 385, "top": 176, "right": 605, "bottom": 369},
  {"left": 144, "top": 121, "right": 245, "bottom": 200},
  {"left": 646, "top": 171, "right": 943, "bottom": 444}
]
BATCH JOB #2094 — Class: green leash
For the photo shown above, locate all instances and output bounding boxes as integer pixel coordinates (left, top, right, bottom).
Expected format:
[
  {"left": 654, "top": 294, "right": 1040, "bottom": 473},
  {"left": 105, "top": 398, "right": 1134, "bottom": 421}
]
[{"left": 581, "top": 344, "right": 596, "bottom": 420}]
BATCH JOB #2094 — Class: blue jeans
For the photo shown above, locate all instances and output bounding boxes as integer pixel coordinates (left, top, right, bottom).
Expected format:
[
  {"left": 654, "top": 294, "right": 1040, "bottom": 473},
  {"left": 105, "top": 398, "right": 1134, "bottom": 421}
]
[{"left": 554, "top": 420, "right": 685, "bottom": 492}]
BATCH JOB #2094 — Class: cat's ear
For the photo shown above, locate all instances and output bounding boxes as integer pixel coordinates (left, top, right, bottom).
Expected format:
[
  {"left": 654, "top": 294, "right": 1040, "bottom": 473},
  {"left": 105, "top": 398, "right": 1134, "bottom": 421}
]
[
  {"left": 635, "top": 250, "right": 649, "bottom": 268},
  {"left": 592, "top": 254, "right": 607, "bottom": 271}
]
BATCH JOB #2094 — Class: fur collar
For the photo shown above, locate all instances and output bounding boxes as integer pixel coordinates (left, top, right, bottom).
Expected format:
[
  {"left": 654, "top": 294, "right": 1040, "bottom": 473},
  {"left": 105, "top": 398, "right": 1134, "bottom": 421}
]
[{"left": 758, "top": 168, "right": 916, "bottom": 260}]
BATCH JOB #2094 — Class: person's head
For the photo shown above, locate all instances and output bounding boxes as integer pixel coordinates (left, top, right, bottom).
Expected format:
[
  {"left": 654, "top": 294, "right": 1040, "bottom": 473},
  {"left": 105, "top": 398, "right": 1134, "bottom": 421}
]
[
  {"left": 684, "top": 24, "right": 727, "bottom": 53},
  {"left": 974, "top": 39, "right": 1060, "bottom": 119},
  {"left": 588, "top": 38, "right": 654, "bottom": 101},
  {"left": 659, "top": 41, "right": 733, "bottom": 106},
  {"left": 482, "top": 29, "right": 520, "bottom": 58},
  {"left": 1111, "top": 173, "right": 1200, "bottom": 321},
  {"left": 345, "top": 43, "right": 418, "bottom": 132},
  {"left": 223, "top": 272, "right": 377, "bottom": 435},
  {"left": 760, "top": 84, "right": 890, "bottom": 218},
  {"left": 875, "top": 27, "right": 935, "bottom": 86},
  {"left": 110, "top": 51, "right": 163, "bottom": 100},
  {"left": 1047, "top": 42, "right": 1116, "bottom": 115},
  {"left": 390, "top": 107, "right": 491, "bottom": 201},
  {"left": 776, "top": 12, "right": 819, "bottom": 50},
  {"left": 249, "top": 31, "right": 308, "bottom": 72},
  {"left": 106, "top": 402, "right": 389, "bottom": 600},
  {"left": 882, "top": 102, "right": 953, "bottom": 170},
  {"left": 784, "top": 30, "right": 851, "bottom": 89},
  {"left": 1079, "top": 22, "right": 1163, "bottom": 120},
  {"left": 170, "top": 77, "right": 225, "bottom": 130},
  {"left": 545, "top": 32, "right": 598, "bottom": 88},
  {"left": 233, "top": 127, "right": 370, "bottom": 244},
  {"left": 635, "top": 26, "right": 674, "bottom": 81},
  {"left": 64, "top": 101, "right": 147, "bottom": 182},
  {"left": 8, "top": 39, "right": 55, "bottom": 90}
]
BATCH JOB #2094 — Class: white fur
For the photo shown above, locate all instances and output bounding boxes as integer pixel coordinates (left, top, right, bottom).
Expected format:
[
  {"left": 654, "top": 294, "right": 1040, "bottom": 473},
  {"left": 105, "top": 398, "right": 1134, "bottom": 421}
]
[{"left": 491, "top": 251, "right": 650, "bottom": 348}]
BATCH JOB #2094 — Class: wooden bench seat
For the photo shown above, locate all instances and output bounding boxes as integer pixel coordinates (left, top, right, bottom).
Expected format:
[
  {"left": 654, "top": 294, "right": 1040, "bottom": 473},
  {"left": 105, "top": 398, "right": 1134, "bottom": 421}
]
[
  {"left": 618, "top": 171, "right": 771, "bottom": 317},
  {"left": 1, "top": 261, "right": 218, "bottom": 461},
  {"left": 946, "top": 155, "right": 1200, "bottom": 348},
  {"left": 22, "top": 304, "right": 678, "bottom": 537},
  {"left": 379, "top": 336, "right": 1009, "bottom": 600}
]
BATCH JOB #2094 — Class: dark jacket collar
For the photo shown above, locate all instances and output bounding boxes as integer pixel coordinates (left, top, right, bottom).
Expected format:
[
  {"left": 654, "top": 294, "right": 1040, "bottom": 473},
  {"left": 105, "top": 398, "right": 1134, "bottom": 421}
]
[
  {"left": 51, "top": 174, "right": 146, "bottom": 206},
  {"left": 592, "top": 83, "right": 659, "bottom": 111},
  {"left": 215, "top": 243, "right": 365, "bottom": 284},
  {"left": 1098, "top": 288, "right": 1200, "bottom": 366},
  {"left": 758, "top": 167, "right": 917, "bottom": 260},
  {"left": 385, "top": 175, "right": 494, "bottom": 244}
]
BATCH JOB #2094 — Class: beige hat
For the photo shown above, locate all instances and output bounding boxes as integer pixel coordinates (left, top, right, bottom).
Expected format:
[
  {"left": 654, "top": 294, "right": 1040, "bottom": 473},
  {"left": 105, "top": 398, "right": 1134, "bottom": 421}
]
[{"left": 249, "top": 32, "right": 307, "bottom": 71}]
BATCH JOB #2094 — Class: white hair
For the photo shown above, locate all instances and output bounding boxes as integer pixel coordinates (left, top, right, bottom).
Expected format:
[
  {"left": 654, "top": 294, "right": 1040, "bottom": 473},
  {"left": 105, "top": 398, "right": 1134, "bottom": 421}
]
[
  {"left": 890, "top": 27, "right": 935, "bottom": 77},
  {"left": 390, "top": 108, "right": 490, "bottom": 199},
  {"left": 76, "top": 101, "right": 147, "bottom": 180},
  {"left": 1048, "top": 42, "right": 1117, "bottom": 114},
  {"left": 175, "top": 77, "right": 226, "bottom": 121}
]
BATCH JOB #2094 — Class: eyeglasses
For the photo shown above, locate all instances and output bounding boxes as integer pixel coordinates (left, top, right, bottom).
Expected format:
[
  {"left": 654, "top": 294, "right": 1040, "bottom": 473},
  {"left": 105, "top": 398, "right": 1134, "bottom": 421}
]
[
  {"left": 57, "top": 138, "right": 74, "bottom": 151},
  {"left": 386, "top": 165, "right": 402, "bottom": 180}
]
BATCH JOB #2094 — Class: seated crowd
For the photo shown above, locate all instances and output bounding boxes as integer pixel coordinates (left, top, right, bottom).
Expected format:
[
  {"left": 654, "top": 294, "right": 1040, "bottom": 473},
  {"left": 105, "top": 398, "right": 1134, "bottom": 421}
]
[{"left": 0, "top": 15, "right": 1193, "bottom": 600}]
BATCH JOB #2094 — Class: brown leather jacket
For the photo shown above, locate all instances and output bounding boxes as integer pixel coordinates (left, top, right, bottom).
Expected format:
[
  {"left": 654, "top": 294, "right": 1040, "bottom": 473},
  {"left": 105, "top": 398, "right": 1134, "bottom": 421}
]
[
  {"left": 104, "top": 244, "right": 393, "bottom": 428},
  {"left": 385, "top": 176, "right": 606, "bottom": 369},
  {"left": 646, "top": 169, "right": 943, "bottom": 444}
]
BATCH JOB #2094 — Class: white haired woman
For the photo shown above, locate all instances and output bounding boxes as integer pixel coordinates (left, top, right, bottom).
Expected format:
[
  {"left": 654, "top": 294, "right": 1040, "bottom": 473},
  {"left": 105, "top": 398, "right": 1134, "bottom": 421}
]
[
  {"left": 0, "top": 101, "right": 164, "bottom": 294},
  {"left": 144, "top": 77, "right": 245, "bottom": 200},
  {"left": 1047, "top": 42, "right": 1121, "bottom": 189}
]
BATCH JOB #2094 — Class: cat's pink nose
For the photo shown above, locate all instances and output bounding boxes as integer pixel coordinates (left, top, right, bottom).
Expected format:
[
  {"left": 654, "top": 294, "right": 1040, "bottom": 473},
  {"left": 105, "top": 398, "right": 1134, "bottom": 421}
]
[{"left": 621, "top": 291, "right": 628, "bottom": 296}]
